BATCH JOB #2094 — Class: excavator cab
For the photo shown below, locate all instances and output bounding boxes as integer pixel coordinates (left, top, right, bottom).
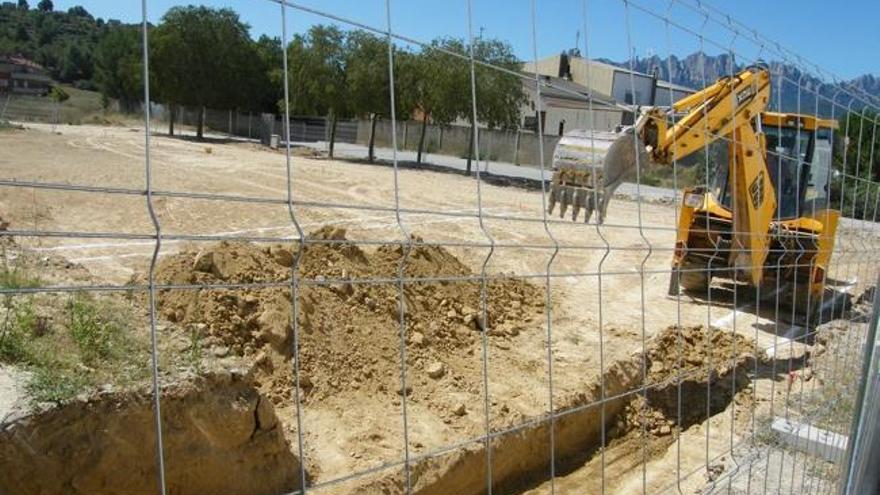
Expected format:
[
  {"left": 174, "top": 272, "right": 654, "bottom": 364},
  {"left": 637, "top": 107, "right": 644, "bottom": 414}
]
[
  {"left": 670, "top": 112, "right": 839, "bottom": 320},
  {"left": 707, "top": 114, "right": 834, "bottom": 218}
]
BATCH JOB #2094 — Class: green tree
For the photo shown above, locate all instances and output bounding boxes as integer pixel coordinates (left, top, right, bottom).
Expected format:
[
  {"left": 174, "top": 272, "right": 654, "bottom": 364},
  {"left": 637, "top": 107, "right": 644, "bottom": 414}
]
[
  {"left": 832, "top": 110, "right": 880, "bottom": 220},
  {"left": 59, "top": 42, "right": 93, "bottom": 82},
  {"left": 471, "top": 38, "right": 525, "bottom": 130},
  {"left": 36, "top": 0, "right": 50, "bottom": 11},
  {"left": 35, "top": 13, "right": 58, "bottom": 45},
  {"left": 93, "top": 26, "right": 142, "bottom": 112},
  {"left": 17, "top": 0, "right": 27, "bottom": 10},
  {"left": 345, "top": 30, "right": 394, "bottom": 162},
  {"left": 401, "top": 37, "right": 524, "bottom": 172},
  {"left": 395, "top": 40, "right": 468, "bottom": 165},
  {"left": 15, "top": 23, "right": 28, "bottom": 42},
  {"left": 253, "top": 34, "right": 283, "bottom": 113},
  {"left": 151, "top": 6, "right": 266, "bottom": 139},
  {"left": 48, "top": 85, "right": 69, "bottom": 102},
  {"left": 285, "top": 25, "right": 347, "bottom": 156},
  {"left": 66, "top": 5, "right": 91, "bottom": 18}
]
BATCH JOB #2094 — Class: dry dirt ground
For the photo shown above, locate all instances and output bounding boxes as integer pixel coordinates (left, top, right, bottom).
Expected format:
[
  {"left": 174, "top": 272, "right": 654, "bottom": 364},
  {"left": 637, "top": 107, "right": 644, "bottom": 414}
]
[{"left": 1, "top": 123, "right": 877, "bottom": 494}]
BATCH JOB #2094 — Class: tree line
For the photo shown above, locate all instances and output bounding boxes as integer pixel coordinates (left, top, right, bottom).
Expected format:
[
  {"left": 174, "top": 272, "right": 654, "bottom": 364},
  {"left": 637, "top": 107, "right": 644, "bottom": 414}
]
[
  {"left": 833, "top": 110, "right": 880, "bottom": 220},
  {"left": 1, "top": 4, "right": 526, "bottom": 167},
  {"left": 144, "top": 6, "right": 524, "bottom": 168}
]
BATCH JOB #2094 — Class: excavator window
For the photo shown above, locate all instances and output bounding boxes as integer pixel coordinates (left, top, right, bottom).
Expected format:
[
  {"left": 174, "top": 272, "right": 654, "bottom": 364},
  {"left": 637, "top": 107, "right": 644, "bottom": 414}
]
[
  {"left": 704, "top": 124, "right": 822, "bottom": 219},
  {"left": 764, "top": 126, "right": 813, "bottom": 219},
  {"left": 707, "top": 142, "right": 732, "bottom": 209},
  {"left": 804, "top": 129, "right": 833, "bottom": 212}
]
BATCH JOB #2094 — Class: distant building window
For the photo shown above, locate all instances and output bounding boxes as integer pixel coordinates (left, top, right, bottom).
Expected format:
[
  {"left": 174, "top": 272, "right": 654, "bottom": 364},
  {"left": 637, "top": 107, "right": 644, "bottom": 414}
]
[{"left": 522, "top": 111, "right": 547, "bottom": 133}]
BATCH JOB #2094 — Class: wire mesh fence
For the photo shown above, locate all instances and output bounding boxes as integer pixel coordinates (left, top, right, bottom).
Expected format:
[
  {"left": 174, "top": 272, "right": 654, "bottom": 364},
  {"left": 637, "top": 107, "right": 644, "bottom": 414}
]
[{"left": 1, "top": 0, "right": 879, "bottom": 494}]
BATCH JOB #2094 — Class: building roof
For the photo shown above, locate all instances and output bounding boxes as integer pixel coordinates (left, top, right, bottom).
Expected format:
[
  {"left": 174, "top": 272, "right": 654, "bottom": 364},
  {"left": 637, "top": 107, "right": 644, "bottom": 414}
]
[
  {"left": 521, "top": 72, "right": 618, "bottom": 109},
  {"left": 0, "top": 54, "right": 47, "bottom": 72},
  {"left": 656, "top": 79, "right": 695, "bottom": 93}
]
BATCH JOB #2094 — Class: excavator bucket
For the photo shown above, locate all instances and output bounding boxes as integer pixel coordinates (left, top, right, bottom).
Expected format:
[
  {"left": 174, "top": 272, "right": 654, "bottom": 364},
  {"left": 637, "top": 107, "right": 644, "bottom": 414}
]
[
  {"left": 601, "top": 129, "right": 645, "bottom": 196},
  {"left": 547, "top": 128, "right": 646, "bottom": 224}
]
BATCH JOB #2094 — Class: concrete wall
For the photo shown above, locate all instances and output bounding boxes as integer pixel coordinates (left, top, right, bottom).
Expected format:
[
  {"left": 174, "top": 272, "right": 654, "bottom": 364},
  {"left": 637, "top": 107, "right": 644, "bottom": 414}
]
[
  {"left": 357, "top": 119, "right": 560, "bottom": 169},
  {"left": 193, "top": 108, "right": 359, "bottom": 144},
  {"left": 540, "top": 105, "right": 623, "bottom": 136}
]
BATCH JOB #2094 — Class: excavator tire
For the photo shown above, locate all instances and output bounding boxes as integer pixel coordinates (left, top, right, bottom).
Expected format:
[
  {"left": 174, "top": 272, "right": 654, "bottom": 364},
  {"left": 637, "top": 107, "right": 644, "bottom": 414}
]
[{"left": 669, "top": 263, "right": 711, "bottom": 295}]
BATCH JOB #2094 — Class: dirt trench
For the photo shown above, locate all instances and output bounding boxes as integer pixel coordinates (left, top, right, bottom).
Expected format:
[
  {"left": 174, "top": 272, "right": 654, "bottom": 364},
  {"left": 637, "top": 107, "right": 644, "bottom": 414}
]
[
  {"left": 0, "top": 321, "right": 759, "bottom": 495},
  {"left": 0, "top": 225, "right": 764, "bottom": 495},
  {"left": 0, "top": 369, "right": 304, "bottom": 495},
  {"left": 369, "top": 326, "right": 760, "bottom": 495}
]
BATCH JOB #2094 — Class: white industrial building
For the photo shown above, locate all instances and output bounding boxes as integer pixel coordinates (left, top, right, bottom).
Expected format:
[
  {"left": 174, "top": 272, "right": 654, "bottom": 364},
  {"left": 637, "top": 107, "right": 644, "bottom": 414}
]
[{"left": 521, "top": 53, "right": 694, "bottom": 135}]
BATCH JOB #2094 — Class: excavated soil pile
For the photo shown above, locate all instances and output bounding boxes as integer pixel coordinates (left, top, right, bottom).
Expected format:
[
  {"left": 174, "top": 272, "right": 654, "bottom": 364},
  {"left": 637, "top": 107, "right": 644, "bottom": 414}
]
[
  {"left": 508, "top": 326, "right": 761, "bottom": 494},
  {"left": 617, "top": 325, "right": 758, "bottom": 440},
  {"left": 0, "top": 370, "right": 302, "bottom": 495},
  {"left": 153, "top": 226, "right": 544, "bottom": 404}
]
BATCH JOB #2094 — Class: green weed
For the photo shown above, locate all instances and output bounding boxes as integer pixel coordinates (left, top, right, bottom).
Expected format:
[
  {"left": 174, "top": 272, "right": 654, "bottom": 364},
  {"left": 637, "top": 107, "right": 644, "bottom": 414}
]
[
  {"left": 1, "top": 290, "right": 148, "bottom": 405},
  {"left": 26, "top": 366, "right": 89, "bottom": 404},
  {"left": 68, "top": 297, "right": 121, "bottom": 365},
  {"left": 0, "top": 299, "right": 34, "bottom": 363},
  {"left": 188, "top": 326, "right": 204, "bottom": 373},
  {"left": 0, "top": 266, "right": 42, "bottom": 290}
]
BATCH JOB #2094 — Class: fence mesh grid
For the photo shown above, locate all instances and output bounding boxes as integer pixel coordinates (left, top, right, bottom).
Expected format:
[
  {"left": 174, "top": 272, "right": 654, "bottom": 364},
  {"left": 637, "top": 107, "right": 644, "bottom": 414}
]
[{"left": 1, "top": 0, "right": 879, "bottom": 494}]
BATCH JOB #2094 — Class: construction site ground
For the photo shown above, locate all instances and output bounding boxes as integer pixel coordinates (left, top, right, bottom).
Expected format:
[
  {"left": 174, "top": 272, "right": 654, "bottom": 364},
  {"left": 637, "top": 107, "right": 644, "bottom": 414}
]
[{"left": 0, "top": 123, "right": 873, "bottom": 494}]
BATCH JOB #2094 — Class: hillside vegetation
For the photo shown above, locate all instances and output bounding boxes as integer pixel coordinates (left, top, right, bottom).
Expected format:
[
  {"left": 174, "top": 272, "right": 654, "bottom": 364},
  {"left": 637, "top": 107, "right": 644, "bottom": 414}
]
[{"left": 0, "top": 2, "right": 126, "bottom": 90}]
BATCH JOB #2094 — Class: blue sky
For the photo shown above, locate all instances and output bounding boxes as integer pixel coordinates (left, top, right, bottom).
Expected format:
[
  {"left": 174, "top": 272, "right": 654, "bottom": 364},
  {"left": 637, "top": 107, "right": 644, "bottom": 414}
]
[{"left": 54, "top": 0, "right": 878, "bottom": 80}]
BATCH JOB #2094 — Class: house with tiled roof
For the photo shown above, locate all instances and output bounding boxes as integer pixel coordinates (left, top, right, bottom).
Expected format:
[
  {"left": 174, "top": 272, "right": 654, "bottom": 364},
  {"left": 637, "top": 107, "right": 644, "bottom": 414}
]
[{"left": 0, "top": 54, "right": 53, "bottom": 96}]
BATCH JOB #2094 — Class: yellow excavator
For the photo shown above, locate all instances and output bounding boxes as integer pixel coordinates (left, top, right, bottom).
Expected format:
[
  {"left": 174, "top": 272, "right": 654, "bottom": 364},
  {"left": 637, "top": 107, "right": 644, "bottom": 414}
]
[{"left": 548, "top": 66, "right": 839, "bottom": 319}]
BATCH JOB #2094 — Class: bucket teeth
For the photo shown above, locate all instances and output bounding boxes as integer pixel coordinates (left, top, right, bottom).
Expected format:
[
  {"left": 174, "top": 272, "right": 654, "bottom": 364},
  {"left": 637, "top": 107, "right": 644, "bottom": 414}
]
[
  {"left": 571, "top": 200, "right": 581, "bottom": 221},
  {"left": 583, "top": 193, "right": 595, "bottom": 224},
  {"left": 558, "top": 186, "right": 571, "bottom": 218},
  {"left": 548, "top": 183, "right": 559, "bottom": 215},
  {"left": 571, "top": 188, "right": 583, "bottom": 221},
  {"left": 548, "top": 166, "right": 605, "bottom": 223}
]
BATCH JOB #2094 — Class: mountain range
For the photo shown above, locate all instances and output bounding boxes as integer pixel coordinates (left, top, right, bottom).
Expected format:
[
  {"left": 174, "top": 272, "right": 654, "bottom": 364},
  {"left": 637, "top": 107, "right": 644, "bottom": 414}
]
[{"left": 598, "top": 52, "right": 879, "bottom": 115}]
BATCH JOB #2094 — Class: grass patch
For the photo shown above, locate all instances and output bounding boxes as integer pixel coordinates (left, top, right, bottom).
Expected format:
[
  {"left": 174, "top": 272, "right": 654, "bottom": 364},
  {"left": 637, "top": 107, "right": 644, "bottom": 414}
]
[
  {"left": 0, "top": 299, "right": 35, "bottom": 363},
  {"left": 0, "top": 265, "right": 42, "bottom": 290},
  {"left": 0, "top": 120, "right": 24, "bottom": 131},
  {"left": 0, "top": 292, "right": 149, "bottom": 405},
  {"left": 2, "top": 86, "right": 113, "bottom": 125},
  {"left": 68, "top": 297, "right": 122, "bottom": 365}
]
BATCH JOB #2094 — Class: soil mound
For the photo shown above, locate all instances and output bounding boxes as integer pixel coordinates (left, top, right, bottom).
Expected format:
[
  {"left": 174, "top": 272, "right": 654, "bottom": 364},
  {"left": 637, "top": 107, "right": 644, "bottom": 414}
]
[
  {"left": 620, "top": 325, "right": 758, "bottom": 438},
  {"left": 153, "top": 227, "right": 544, "bottom": 404},
  {"left": 647, "top": 325, "right": 757, "bottom": 385}
]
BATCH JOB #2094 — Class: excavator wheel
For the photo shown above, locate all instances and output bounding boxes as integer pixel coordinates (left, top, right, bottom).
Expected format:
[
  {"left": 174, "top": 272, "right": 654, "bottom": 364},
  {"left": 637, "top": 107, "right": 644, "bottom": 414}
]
[
  {"left": 778, "top": 280, "right": 822, "bottom": 329},
  {"left": 669, "top": 263, "right": 711, "bottom": 295}
]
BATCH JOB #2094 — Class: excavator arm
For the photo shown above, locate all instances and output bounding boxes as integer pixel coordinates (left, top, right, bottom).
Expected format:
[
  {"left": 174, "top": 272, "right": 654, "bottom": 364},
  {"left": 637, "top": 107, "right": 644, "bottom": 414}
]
[
  {"left": 639, "top": 66, "right": 771, "bottom": 165},
  {"left": 638, "top": 67, "right": 775, "bottom": 285},
  {"left": 601, "top": 67, "right": 775, "bottom": 286}
]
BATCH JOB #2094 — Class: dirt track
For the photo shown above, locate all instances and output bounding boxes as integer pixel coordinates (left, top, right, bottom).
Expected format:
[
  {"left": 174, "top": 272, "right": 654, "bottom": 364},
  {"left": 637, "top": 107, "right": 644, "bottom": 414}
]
[{"left": 0, "top": 123, "right": 874, "bottom": 493}]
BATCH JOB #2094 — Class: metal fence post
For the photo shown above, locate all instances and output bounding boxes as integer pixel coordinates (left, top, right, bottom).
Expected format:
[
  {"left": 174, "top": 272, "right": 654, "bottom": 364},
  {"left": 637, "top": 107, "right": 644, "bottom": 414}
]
[{"left": 842, "top": 277, "right": 880, "bottom": 494}]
